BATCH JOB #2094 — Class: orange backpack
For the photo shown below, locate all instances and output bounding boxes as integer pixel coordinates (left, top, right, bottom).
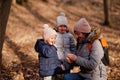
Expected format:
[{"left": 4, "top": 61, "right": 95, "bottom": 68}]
[{"left": 88, "top": 38, "right": 110, "bottom": 66}]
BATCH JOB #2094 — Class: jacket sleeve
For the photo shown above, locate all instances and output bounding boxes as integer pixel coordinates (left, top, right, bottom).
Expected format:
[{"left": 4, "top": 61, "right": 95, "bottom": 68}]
[
  {"left": 69, "top": 34, "right": 76, "bottom": 54},
  {"left": 34, "top": 39, "right": 40, "bottom": 52},
  {"left": 41, "top": 46, "right": 57, "bottom": 58},
  {"left": 34, "top": 39, "right": 56, "bottom": 57},
  {"left": 75, "top": 40, "right": 104, "bottom": 70}
]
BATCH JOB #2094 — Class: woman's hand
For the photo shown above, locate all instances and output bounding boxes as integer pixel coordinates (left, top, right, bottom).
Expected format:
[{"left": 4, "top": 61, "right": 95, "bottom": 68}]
[
  {"left": 66, "top": 54, "right": 77, "bottom": 63},
  {"left": 66, "top": 57, "right": 72, "bottom": 63}
]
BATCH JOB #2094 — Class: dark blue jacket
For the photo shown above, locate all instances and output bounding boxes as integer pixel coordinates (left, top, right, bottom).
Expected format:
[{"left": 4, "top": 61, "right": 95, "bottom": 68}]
[{"left": 34, "top": 39, "right": 63, "bottom": 77}]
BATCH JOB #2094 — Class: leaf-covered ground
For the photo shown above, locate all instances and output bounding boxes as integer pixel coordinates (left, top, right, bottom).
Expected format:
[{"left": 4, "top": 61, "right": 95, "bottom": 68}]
[{"left": 1, "top": 0, "right": 120, "bottom": 80}]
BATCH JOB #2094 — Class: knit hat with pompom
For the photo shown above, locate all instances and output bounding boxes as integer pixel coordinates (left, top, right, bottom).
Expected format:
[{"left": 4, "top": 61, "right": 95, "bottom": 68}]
[
  {"left": 56, "top": 12, "right": 68, "bottom": 27},
  {"left": 43, "top": 24, "right": 57, "bottom": 40}
]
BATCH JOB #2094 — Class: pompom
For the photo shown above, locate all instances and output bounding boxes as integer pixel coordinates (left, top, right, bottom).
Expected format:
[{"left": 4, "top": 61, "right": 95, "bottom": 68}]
[
  {"left": 59, "top": 12, "right": 65, "bottom": 16},
  {"left": 43, "top": 24, "right": 49, "bottom": 29}
]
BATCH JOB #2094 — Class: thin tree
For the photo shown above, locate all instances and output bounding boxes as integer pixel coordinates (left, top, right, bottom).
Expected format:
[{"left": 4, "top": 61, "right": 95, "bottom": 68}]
[
  {"left": 16, "top": 0, "right": 28, "bottom": 5},
  {"left": 0, "top": 0, "right": 12, "bottom": 77},
  {"left": 103, "top": 0, "right": 110, "bottom": 25}
]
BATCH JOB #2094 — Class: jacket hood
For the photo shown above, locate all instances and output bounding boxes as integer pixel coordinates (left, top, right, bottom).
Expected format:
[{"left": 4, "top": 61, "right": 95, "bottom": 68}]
[{"left": 86, "top": 29, "right": 102, "bottom": 42}]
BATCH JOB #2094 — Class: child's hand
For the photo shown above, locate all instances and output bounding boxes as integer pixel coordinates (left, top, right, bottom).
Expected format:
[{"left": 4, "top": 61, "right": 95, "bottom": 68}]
[
  {"left": 61, "top": 64, "right": 65, "bottom": 70},
  {"left": 53, "top": 42, "right": 56, "bottom": 46}
]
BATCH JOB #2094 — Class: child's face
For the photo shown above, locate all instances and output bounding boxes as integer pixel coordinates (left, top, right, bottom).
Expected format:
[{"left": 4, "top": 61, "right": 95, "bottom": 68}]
[
  {"left": 57, "top": 25, "right": 67, "bottom": 34},
  {"left": 46, "top": 34, "right": 57, "bottom": 45}
]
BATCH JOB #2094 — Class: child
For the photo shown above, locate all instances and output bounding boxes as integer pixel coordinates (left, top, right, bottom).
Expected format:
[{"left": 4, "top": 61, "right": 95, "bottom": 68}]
[
  {"left": 55, "top": 12, "right": 76, "bottom": 72},
  {"left": 34, "top": 24, "right": 64, "bottom": 80}
]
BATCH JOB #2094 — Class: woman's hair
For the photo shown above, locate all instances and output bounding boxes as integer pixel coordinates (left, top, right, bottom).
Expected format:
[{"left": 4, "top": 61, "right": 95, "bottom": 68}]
[{"left": 82, "top": 32, "right": 90, "bottom": 38}]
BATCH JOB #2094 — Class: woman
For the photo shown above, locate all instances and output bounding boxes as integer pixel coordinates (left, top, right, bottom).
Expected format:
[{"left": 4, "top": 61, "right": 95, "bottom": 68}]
[{"left": 63, "top": 18, "right": 107, "bottom": 80}]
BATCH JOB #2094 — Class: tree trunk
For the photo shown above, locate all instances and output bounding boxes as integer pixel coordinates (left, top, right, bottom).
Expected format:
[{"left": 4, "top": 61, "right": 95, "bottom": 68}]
[
  {"left": 0, "top": 0, "right": 12, "bottom": 77},
  {"left": 103, "top": 0, "right": 110, "bottom": 25},
  {"left": 16, "top": 0, "right": 28, "bottom": 5}
]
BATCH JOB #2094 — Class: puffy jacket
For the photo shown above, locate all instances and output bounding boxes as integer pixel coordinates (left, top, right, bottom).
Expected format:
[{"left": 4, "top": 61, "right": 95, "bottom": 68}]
[
  {"left": 34, "top": 39, "right": 63, "bottom": 77},
  {"left": 55, "top": 32, "right": 76, "bottom": 61},
  {"left": 75, "top": 33, "right": 108, "bottom": 80}
]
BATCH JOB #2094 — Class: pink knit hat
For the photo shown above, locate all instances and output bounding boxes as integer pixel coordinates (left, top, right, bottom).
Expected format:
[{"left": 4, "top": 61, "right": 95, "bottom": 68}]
[
  {"left": 74, "top": 18, "right": 91, "bottom": 33},
  {"left": 43, "top": 24, "right": 57, "bottom": 40}
]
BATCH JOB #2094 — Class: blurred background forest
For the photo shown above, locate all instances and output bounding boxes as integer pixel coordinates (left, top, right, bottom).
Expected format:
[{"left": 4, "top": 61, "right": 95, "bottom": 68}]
[{"left": 0, "top": 0, "right": 120, "bottom": 80}]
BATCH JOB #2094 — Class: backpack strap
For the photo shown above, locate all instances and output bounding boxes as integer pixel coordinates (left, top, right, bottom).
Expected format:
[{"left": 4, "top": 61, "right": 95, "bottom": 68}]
[
  {"left": 88, "top": 42, "right": 92, "bottom": 52},
  {"left": 99, "top": 38, "right": 108, "bottom": 48},
  {"left": 88, "top": 38, "right": 108, "bottom": 52}
]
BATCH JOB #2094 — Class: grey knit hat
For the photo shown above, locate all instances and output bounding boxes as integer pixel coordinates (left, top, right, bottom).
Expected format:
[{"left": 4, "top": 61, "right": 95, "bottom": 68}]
[{"left": 56, "top": 12, "right": 68, "bottom": 27}]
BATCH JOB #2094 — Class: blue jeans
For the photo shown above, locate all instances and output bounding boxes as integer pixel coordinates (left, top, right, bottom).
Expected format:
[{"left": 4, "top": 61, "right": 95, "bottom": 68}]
[{"left": 63, "top": 73, "right": 91, "bottom": 80}]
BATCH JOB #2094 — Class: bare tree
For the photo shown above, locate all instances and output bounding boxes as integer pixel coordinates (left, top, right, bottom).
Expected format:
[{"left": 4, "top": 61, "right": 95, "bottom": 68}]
[
  {"left": 103, "top": 0, "right": 110, "bottom": 25},
  {"left": 16, "top": 0, "right": 28, "bottom": 5},
  {"left": 0, "top": 0, "right": 12, "bottom": 77}
]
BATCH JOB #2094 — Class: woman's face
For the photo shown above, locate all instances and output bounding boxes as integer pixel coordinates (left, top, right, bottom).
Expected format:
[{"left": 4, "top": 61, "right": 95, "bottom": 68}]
[
  {"left": 57, "top": 25, "right": 67, "bottom": 34},
  {"left": 74, "top": 31, "right": 85, "bottom": 40}
]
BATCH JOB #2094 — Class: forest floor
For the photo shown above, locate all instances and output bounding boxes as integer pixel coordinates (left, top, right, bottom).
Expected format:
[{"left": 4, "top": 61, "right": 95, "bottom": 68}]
[{"left": 1, "top": 0, "right": 120, "bottom": 80}]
